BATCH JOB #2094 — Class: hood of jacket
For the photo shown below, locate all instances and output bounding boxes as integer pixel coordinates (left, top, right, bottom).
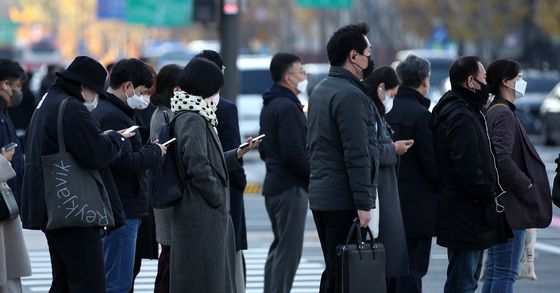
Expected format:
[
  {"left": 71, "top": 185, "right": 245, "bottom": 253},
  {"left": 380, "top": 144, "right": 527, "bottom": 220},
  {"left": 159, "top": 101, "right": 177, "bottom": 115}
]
[
  {"left": 431, "top": 85, "right": 486, "bottom": 129},
  {"left": 262, "top": 83, "right": 302, "bottom": 107}
]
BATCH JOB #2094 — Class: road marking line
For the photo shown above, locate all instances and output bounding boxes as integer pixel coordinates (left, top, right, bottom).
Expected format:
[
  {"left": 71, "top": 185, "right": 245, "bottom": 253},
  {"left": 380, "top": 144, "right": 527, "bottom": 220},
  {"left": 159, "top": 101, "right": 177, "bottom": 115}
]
[{"left": 535, "top": 242, "right": 560, "bottom": 255}]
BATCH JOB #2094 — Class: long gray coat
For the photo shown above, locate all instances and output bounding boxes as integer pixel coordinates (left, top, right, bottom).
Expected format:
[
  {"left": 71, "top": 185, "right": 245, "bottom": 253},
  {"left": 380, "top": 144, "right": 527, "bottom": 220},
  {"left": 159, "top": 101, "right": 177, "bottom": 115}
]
[
  {"left": 170, "top": 111, "right": 241, "bottom": 293},
  {"left": 375, "top": 116, "right": 409, "bottom": 278}
]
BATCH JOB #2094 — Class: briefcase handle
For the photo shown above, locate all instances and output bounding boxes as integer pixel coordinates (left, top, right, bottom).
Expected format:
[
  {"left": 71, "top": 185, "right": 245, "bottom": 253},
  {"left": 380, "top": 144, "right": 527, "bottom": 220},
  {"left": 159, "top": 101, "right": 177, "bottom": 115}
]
[{"left": 346, "top": 220, "right": 379, "bottom": 259}]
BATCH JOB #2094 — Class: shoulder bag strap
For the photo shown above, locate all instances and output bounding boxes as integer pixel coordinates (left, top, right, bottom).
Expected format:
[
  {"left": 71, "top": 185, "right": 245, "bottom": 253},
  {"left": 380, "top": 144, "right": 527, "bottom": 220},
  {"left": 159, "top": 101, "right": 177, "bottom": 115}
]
[{"left": 56, "top": 98, "right": 70, "bottom": 153}]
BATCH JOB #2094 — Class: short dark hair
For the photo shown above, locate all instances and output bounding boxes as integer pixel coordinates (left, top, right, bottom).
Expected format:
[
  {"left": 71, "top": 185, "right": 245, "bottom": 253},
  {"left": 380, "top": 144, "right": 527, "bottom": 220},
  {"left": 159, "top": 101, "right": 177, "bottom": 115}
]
[
  {"left": 109, "top": 58, "right": 154, "bottom": 89},
  {"left": 270, "top": 53, "right": 301, "bottom": 83},
  {"left": 363, "top": 66, "right": 400, "bottom": 116},
  {"left": 177, "top": 57, "right": 223, "bottom": 98},
  {"left": 486, "top": 59, "right": 520, "bottom": 96},
  {"left": 396, "top": 55, "right": 431, "bottom": 88},
  {"left": 0, "top": 59, "right": 25, "bottom": 82},
  {"left": 326, "top": 23, "right": 370, "bottom": 67},
  {"left": 194, "top": 50, "right": 223, "bottom": 69},
  {"left": 151, "top": 64, "right": 182, "bottom": 107},
  {"left": 449, "top": 56, "right": 482, "bottom": 86}
]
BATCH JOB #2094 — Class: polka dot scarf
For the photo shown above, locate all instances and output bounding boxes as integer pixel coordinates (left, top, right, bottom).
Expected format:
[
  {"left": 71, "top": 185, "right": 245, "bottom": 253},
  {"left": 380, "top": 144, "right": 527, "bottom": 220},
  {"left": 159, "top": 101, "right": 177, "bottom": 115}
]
[{"left": 171, "top": 91, "right": 218, "bottom": 127}]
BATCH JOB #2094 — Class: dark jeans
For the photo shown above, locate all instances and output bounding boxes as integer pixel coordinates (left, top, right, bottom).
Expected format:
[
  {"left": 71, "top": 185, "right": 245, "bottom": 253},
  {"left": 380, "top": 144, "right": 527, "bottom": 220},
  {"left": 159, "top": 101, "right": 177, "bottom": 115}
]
[
  {"left": 45, "top": 227, "right": 106, "bottom": 293},
  {"left": 395, "top": 237, "right": 432, "bottom": 293},
  {"left": 482, "top": 229, "right": 526, "bottom": 293},
  {"left": 312, "top": 209, "right": 357, "bottom": 293},
  {"left": 154, "top": 245, "right": 170, "bottom": 293},
  {"left": 444, "top": 248, "right": 484, "bottom": 293}
]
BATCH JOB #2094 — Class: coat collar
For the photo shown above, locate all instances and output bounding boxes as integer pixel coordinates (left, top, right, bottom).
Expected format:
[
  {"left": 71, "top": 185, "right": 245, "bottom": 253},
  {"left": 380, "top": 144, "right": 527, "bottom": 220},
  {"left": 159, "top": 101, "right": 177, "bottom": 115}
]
[
  {"left": 328, "top": 66, "right": 368, "bottom": 93},
  {"left": 395, "top": 87, "right": 431, "bottom": 109},
  {"left": 105, "top": 92, "right": 135, "bottom": 118}
]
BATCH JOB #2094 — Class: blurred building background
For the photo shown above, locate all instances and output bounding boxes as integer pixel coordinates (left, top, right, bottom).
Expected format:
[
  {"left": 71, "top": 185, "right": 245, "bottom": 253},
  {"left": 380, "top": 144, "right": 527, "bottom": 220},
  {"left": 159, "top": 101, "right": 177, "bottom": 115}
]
[{"left": 0, "top": 0, "right": 558, "bottom": 69}]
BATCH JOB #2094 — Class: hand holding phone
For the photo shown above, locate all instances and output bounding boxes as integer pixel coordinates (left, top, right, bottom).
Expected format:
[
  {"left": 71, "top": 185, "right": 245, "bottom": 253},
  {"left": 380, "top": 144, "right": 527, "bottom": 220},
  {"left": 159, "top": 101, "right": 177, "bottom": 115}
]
[
  {"left": 239, "top": 134, "right": 266, "bottom": 149},
  {"left": 122, "top": 125, "right": 140, "bottom": 135},
  {"left": 161, "top": 138, "right": 176, "bottom": 147}
]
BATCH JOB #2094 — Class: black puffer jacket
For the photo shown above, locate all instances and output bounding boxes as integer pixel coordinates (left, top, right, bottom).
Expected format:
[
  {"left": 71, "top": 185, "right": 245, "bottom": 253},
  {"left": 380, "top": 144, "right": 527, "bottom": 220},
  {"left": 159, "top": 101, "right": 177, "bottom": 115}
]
[
  {"left": 430, "top": 86, "right": 511, "bottom": 250},
  {"left": 307, "top": 67, "right": 376, "bottom": 211}
]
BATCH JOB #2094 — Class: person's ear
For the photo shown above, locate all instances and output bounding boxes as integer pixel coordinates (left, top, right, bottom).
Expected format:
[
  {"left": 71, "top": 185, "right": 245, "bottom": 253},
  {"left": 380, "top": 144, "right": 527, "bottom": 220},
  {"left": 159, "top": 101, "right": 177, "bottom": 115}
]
[{"left": 173, "top": 86, "right": 181, "bottom": 93}]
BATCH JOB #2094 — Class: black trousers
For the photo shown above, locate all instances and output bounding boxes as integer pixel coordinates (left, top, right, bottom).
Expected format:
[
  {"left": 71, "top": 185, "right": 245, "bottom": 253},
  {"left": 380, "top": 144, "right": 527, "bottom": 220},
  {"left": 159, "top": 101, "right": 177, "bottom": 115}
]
[
  {"left": 395, "top": 237, "right": 432, "bottom": 293},
  {"left": 44, "top": 227, "right": 105, "bottom": 293},
  {"left": 312, "top": 209, "right": 357, "bottom": 293},
  {"left": 154, "top": 245, "right": 170, "bottom": 293}
]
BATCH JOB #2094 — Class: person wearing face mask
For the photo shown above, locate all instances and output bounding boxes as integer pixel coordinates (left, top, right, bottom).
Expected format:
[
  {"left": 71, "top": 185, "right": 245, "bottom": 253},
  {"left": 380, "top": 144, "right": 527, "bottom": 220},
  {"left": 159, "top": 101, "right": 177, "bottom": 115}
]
[
  {"left": 384, "top": 55, "right": 437, "bottom": 293},
  {"left": 91, "top": 58, "right": 167, "bottom": 293},
  {"left": 307, "top": 23, "right": 376, "bottom": 293},
  {"left": 430, "top": 56, "right": 512, "bottom": 293},
  {"left": 257, "top": 52, "right": 310, "bottom": 293},
  {"left": 482, "top": 59, "right": 552, "bottom": 293},
  {"left": 195, "top": 50, "right": 249, "bottom": 293},
  {"left": 22, "top": 56, "right": 133, "bottom": 293},
  {"left": 363, "top": 66, "right": 412, "bottom": 292},
  {"left": 0, "top": 59, "right": 25, "bottom": 208},
  {"left": 169, "top": 57, "right": 259, "bottom": 293}
]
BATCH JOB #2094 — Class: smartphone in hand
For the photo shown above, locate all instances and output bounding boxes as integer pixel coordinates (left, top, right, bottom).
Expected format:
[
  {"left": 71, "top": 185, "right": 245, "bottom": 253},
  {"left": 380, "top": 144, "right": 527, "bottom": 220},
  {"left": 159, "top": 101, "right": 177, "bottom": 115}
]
[
  {"left": 122, "top": 125, "right": 140, "bottom": 135},
  {"left": 239, "top": 134, "right": 265, "bottom": 149},
  {"left": 161, "top": 138, "right": 176, "bottom": 147}
]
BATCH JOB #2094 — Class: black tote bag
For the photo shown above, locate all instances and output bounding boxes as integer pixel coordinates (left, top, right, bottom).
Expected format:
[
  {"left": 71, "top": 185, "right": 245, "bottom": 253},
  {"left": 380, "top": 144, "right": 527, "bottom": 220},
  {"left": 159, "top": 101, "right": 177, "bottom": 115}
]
[
  {"left": 336, "top": 221, "right": 387, "bottom": 293},
  {"left": 42, "top": 98, "right": 115, "bottom": 230}
]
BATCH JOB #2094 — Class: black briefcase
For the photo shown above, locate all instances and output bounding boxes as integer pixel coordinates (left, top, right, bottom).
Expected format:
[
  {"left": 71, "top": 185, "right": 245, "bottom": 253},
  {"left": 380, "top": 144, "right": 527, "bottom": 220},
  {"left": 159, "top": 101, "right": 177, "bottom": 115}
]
[{"left": 336, "top": 221, "right": 386, "bottom": 293}]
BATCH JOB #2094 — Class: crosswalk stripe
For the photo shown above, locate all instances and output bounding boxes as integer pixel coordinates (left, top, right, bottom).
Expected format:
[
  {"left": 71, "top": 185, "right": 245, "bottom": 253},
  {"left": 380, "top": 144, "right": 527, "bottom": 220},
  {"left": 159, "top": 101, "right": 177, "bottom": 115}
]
[{"left": 22, "top": 248, "right": 322, "bottom": 292}]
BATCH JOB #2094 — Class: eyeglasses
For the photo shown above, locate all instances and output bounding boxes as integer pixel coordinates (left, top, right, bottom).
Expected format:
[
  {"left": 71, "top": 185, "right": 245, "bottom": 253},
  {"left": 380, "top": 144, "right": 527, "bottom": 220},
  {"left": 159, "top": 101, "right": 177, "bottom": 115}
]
[{"left": 288, "top": 70, "right": 307, "bottom": 76}]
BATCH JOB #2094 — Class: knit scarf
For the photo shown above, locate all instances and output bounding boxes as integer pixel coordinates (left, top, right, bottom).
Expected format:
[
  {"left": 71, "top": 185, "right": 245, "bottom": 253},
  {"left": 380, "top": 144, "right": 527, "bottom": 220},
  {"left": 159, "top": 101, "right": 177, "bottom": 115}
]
[{"left": 170, "top": 91, "right": 218, "bottom": 127}]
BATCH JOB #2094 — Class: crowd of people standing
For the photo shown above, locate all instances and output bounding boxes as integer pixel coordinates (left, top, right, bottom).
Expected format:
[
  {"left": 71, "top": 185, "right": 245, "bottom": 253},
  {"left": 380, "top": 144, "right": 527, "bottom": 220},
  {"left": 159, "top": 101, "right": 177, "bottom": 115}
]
[{"left": 0, "top": 21, "right": 557, "bottom": 293}]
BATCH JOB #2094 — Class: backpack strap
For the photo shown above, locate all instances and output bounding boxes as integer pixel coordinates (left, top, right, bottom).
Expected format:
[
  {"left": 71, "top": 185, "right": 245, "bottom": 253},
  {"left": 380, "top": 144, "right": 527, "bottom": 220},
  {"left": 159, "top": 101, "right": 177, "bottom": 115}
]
[{"left": 489, "top": 103, "right": 509, "bottom": 110}]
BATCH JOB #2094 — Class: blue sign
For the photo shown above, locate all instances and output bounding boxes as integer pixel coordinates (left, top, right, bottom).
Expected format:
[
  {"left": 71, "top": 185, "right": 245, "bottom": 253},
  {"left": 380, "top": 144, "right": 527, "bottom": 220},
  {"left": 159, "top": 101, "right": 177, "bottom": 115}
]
[{"left": 97, "top": 0, "right": 126, "bottom": 20}]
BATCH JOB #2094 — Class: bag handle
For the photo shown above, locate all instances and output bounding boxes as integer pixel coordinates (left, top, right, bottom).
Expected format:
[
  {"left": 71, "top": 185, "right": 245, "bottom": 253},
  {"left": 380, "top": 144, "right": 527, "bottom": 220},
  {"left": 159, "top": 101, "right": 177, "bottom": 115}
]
[
  {"left": 56, "top": 98, "right": 70, "bottom": 153},
  {"left": 345, "top": 220, "right": 378, "bottom": 260}
]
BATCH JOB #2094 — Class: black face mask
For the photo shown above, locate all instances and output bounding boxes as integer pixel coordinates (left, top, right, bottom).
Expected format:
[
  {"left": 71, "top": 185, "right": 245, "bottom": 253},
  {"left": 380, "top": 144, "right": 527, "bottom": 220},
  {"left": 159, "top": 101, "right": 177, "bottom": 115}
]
[
  {"left": 473, "top": 78, "right": 489, "bottom": 103},
  {"left": 362, "top": 56, "right": 374, "bottom": 79},
  {"left": 354, "top": 52, "right": 374, "bottom": 79}
]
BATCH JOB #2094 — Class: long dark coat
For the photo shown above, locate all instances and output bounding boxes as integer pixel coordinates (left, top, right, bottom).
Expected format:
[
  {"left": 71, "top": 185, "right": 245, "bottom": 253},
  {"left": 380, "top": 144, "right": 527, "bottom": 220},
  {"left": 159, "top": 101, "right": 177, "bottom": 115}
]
[
  {"left": 170, "top": 111, "right": 241, "bottom": 293},
  {"left": 487, "top": 97, "right": 552, "bottom": 229}
]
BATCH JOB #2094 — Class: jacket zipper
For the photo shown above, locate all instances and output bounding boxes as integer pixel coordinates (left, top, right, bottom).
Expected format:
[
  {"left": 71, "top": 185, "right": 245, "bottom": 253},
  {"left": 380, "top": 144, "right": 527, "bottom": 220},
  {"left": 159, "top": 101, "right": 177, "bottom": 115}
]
[{"left": 481, "top": 111, "right": 506, "bottom": 213}]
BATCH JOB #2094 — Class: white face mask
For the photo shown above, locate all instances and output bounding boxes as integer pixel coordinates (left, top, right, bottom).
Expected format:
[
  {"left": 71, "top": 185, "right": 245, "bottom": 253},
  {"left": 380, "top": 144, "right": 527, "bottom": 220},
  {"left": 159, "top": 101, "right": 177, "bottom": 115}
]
[
  {"left": 82, "top": 91, "right": 99, "bottom": 112},
  {"left": 126, "top": 86, "right": 150, "bottom": 110},
  {"left": 296, "top": 79, "right": 308, "bottom": 94},
  {"left": 513, "top": 79, "right": 527, "bottom": 98},
  {"left": 383, "top": 95, "right": 394, "bottom": 113},
  {"left": 209, "top": 92, "right": 220, "bottom": 107}
]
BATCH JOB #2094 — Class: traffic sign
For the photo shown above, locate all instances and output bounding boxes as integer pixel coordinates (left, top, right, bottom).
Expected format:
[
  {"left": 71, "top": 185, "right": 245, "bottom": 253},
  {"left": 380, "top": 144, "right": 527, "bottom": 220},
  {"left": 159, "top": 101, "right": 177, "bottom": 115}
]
[
  {"left": 126, "top": 0, "right": 193, "bottom": 27},
  {"left": 296, "top": 0, "right": 353, "bottom": 9}
]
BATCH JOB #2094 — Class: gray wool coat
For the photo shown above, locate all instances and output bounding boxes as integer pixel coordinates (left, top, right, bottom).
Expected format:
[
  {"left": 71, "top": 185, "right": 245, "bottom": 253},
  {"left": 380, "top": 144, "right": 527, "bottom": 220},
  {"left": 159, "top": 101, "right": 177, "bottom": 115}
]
[
  {"left": 170, "top": 111, "right": 241, "bottom": 293},
  {"left": 374, "top": 115, "right": 409, "bottom": 278}
]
